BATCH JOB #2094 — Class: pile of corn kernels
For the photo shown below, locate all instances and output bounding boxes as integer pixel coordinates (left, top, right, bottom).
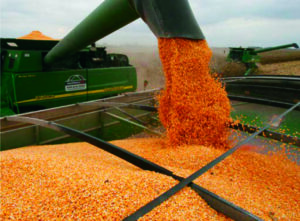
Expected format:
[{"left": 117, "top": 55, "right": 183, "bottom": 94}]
[
  {"left": 1, "top": 138, "right": 299, "bottom": 220},
  {"left": 1, "top": 140, "right": 229, "bottom": 220}
]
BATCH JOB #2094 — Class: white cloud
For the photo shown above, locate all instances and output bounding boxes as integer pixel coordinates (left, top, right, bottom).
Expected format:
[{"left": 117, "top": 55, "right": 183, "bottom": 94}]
[
  {"left": 0, "top": 0, "right": 102, "bottom": 38},
  {"left": 203, "top": 17, "right": 300, "bottom": 47},
  {"left": 192, "top": 0, "right": 300, "bottom": 24},
  {"left": 99, "top": 20, "right": 156, "bottom": 46},
  {"left": 1, "top": 0, "right": 299, "bottom": 47}
]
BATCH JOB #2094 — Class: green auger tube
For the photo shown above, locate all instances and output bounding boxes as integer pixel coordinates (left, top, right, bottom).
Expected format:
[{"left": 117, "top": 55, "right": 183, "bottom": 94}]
[
  {"left": 44, "top": 0, "right": 204, "bottom": 66},
  {"left": 255, "top": 43, "right": 299, "bottom": 53}
]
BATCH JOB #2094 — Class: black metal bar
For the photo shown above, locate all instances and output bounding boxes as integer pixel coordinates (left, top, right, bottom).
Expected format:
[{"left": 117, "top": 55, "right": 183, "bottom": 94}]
[
  {"left": 6, "top": 116, "right": 172, "bottom": 175},
  {"left": 119, "top": 103, "right": 157, "bottom": 112},
  {"left": 188, "top": 183, "right": 260, "bottom": 221},
  {"left": 230, "top": 123, "right": 300, "bottom": 147},
  {"left": 124, "top": 102, "right": 300, "bottom": 220},
  {"left": 227, "top": 84, "right": 300, "bottom": 93},
  {"left": 228, "top": 95, "right": 297, "bottom": 109},
  {"left": 114, "top": 107, "right": 147, "bottom": 125},
  {"left": 6, "top": 116, "right": 259, "bottom": 221},
  {"left": 79, "top": 101, "right": 157, "bottom": 112},
  {"left": 124, "top": 129, "right": 267, "bottom": 220},
  {"left": 231, "top": 102, "right": 249, "bottom": 107},
  {"left": 222, "top": 75, "right": 300, "bottom": 81},
  {"left": 104, "top": 112, "right": 162, "bottom": 136}
]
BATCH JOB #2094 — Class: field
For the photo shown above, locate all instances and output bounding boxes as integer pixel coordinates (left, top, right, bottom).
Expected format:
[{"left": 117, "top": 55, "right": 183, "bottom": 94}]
[
  {"left": 107, "top": 45, "right": 300, "bottom": 90},
  {"left": 257, "top": 60, "right": 300, "bottom": 75}
]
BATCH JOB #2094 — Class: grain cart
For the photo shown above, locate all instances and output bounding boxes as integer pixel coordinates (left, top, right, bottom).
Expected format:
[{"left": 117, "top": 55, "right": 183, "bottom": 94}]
[{"left": 227, "top": 43, "right": 299, "bottom": 75}]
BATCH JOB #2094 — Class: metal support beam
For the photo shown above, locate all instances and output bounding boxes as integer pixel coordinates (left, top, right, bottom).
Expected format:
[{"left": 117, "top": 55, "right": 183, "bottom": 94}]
[
  {"left": 230, "top": 123, "right": 300, "bottom": 147},
  {"left": 79, "top": 101, "right": 157, "bottom": 112},
  {"left": 228, "top": 95, "right": 297, "bottom": 109},
  {"left": 114, "top": 107, "right": 147, "bottom": 125},
  {"left": 105, "top": 112, "right": 161, "bottom": 136}
]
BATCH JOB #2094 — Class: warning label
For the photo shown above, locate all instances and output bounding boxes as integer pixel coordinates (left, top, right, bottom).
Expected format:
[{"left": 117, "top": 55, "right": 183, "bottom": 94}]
[{"left": 65, "top": 75, "right": 87, "bottom": 92}]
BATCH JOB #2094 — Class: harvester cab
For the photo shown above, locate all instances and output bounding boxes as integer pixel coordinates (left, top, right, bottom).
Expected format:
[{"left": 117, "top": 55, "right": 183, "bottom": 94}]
[{"left": 227, "top": 43, "right": 299, "bottom": 75}]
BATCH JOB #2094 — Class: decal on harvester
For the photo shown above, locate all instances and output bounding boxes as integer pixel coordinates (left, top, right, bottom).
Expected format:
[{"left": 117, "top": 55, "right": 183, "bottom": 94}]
[{"left": 65, "top": 75, "right": 87, "bottom": 92}]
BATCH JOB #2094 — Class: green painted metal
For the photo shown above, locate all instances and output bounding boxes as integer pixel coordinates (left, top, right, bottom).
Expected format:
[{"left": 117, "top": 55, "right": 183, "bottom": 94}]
[
  {"left": 4, "top": 50, "right": 43, "bottom": 72},
  {"left": 1, "top": 95, "right": 299, "bottom": 150},
  {"left": 1, "top": 0, "right": 203, "bottom": 116},
  {"left": 13, "top": 67, "right": 136, "bottom": 111},
  {"left": 0, "top": 38, "right": 137, "bottom": 116},
  {"left": 255, "top": 43, "right": 299, "bottom": 53},
  {"left": 44, "top": 0, "right": 139, "bottom": 65},
  {"left": 0, "top": 72, "right": 14, "bottom": 116},
  {"left": 244, "top": 67, "right": 254, "bottom": 76},
  {"left": 105, "top": 111, "right": 161, "bottom": 135},
  {"left": 98, "top": 114, "right": 149, "bottom": 141},
  {"left": 114, "top": 106, "right": 147, "bottom": 125},
  {"left": 0, "top": 107, "right": 15, "bottom": 117},
  {"left": 227, "top": 43, "right": 299, "bottom": 75},
  {"left": 44, "top": 0, "right": 204, "bottom": 65},
  {"left": 231, "top": 103, "right": 300, "bottom": 138},
  {"left": 0, "top": 107, "right": 153, "bottom": 151},
  {"left": 10, "top": 74, "right": 20, "bottom": 114},
  {"left": 224, "top": 76, "right": 300, "bottom": 105},
  {"left": 0, "top": 91, "right": 156, "bottom": 150}
]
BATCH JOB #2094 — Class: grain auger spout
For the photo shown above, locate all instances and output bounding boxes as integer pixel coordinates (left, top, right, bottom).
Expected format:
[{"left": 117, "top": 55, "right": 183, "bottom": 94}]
[
  {"left": 254, "top": 43, "right": 299, "bottom": 53},
  {"left": 44, "top": 0, "right": 205, "bottom": 65}
]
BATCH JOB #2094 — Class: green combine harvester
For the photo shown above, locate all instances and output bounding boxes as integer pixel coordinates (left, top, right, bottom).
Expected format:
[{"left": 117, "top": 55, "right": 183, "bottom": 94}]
[
  {"left": 0, "top": 0, "right": 205, "bottom": 118},
  {"left": 227, "top": 43, "right": 299, "bottom": 75},
  {"left": 0, "top": 37, "right": 137, "bottom": 117}
]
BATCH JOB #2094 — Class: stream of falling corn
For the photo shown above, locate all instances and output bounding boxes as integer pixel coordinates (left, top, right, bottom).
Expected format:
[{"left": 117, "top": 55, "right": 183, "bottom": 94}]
[
  {"left": 1, "top": 39, "right": 299, "bottom": 220},
  {"left": 157, "top": 38, "right": 231, "bottom": 148}
]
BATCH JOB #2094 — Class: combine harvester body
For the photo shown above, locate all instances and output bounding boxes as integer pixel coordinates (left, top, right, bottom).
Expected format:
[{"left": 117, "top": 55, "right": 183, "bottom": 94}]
[{"left": 1, "top": 38, "right": 137, "bottom": 116}]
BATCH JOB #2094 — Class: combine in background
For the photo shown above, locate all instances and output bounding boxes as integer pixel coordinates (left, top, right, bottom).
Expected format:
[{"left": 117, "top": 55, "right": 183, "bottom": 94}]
[
  {"left": 0, "top": 36, "right": 137, "bottom": 117},
  {"left": 227, "top": 43, "right": 299, "bottom": 75}
]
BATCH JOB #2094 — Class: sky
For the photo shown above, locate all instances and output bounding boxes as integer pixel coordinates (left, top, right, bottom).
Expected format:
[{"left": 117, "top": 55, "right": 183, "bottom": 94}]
[{"left": 1, "top": 0, "right": 300, "bottom": 47}]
